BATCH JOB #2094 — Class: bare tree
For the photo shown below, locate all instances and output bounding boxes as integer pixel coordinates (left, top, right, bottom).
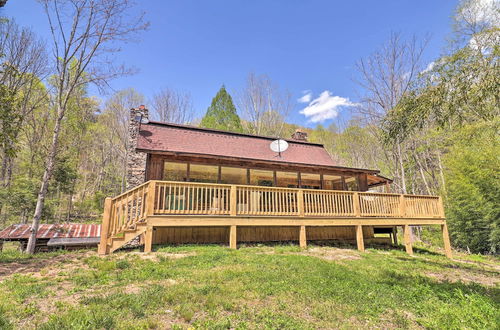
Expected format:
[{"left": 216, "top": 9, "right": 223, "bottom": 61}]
[
  {"left": 103, "top": 88, "right": 144, "bottom": 192},
  {"left": 0, "top": 19, "right": 48, "bottom": 187},
  {"left": 354, "top": 32, "right": 429, "bottom": 193},
  {"left": 237, "top": 73, "right": 292, "bottom": 137},
  {"left": 26, "top": 0, "right": 148, "bottom": 254},
  {"left": 151, "top": 88, "right": 193, "bottom": 123}
]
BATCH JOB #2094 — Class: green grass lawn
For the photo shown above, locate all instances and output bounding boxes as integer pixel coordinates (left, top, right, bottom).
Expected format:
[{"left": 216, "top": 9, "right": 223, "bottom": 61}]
[{"left": 0, "top": 243, "right": 498, "bottom": 329}]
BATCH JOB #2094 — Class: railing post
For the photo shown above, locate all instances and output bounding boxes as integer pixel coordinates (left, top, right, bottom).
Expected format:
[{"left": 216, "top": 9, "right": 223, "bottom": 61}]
[
  {"left": 399, "top": 195, "right": 406, "bottom": 218},
  {"left": 98, "top": 197, "right": 113, "bottom": 255},
  {"left": 437, "top": 196, "right": 445, "bottom": 218},
  {"left": 297, "top": 189, "right": 305, "bottom": 217},
  {"left": 353, "top": 192, "right": 361, "bottom": 217},
  {"left": 146, "top": 181, "right": 156, "bottom": 216},
  {"left": 230, "top": 185, "right": 237, "bottom": 216}
]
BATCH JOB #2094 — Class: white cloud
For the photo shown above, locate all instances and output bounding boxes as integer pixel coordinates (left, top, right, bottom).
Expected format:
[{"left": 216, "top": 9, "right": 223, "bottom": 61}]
[
  {"left": 421, "top": 61, "right": 435, "bottom": 74},
  {"left": 299, "top": 91, "right": 357, "bottom": 123},
  {"left": 461, "top": 0, "right": 499, "bottom": 26},
  {"left": 297, "top": 91, "right": 312, "bottom": 103},
  {"left": 461, "top": 0, "right": 500, "bottom": 50}
]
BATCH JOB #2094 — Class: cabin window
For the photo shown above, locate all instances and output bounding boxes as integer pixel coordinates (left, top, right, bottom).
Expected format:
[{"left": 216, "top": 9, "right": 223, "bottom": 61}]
[
  {"left": 345, "top": 176, "right": 359, "bottom": 191},
  {"left": 189, "top": 164, "right": 219, "bottom": 183},
  {"left": 300, "top": 173, "right": 321, "bottom": 189},
  {"left": 163, "top": 162, "right": 188, "bottom": 181},
  {"left": 276, "top": 171, "right": 298, "bottom": 188},
  {"left": 323, "top": 174, "right": 344, "bottom": 190},
  {"left": 220, "top": 166, "right": 247, "bottom": 185},
  {"left": 249, "top": 169, "right": 274, "bottom": 187}
]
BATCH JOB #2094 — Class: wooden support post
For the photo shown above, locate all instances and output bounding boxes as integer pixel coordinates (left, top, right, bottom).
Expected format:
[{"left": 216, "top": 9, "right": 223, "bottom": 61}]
[
  {"left": 299, "top": 225, "right": 307, "bottom": 248},
  {"left": 441, "top": 223, "right": 452, "bottom": 258},
  {"left": 98, "top": 197, "right": 113, "bottom": 255},
  {"left": 230, "top": 185, "right": 237, "bottom": 216},
  {"left": 393, "top": 226, "right": 398, "bottom": 245},
  {"left": 144, "top": 226, "right": 153, "bottom": 253},
  {"left": 355, "top": 225, "right": 365, "bottom": 252},
  {"left": 297, "top": 190, "right": 305, "bottom": 217},
  {"left": 229, "top": 225, "right": 237, "bottom": 249},
  {"left": 353, "top": 192, "right": 361, "bottom": 217},
  {"left": 403, "top": 224, "right": 413, "bottom": 255}
]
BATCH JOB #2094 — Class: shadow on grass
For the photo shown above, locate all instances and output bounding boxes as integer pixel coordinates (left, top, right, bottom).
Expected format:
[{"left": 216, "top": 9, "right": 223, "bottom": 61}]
[{"left": 378, "top": 267, "right": 500, "bottom": 302}]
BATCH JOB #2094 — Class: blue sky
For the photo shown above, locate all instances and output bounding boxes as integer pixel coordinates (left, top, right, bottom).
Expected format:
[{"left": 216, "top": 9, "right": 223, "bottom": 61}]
[{"left": 3, "top": 0, "right": 458, "bottom": 128}]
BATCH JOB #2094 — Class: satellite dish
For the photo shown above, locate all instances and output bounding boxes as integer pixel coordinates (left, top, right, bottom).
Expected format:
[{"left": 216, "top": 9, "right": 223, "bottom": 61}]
[{"left": 270, "top": 139, "right": 289, "bottom": 156}]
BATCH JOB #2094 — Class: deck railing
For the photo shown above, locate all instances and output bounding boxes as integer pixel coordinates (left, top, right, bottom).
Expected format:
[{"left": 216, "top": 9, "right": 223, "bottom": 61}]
[{"left": 147, "top": 180, "right": 444, "bottom": 219}]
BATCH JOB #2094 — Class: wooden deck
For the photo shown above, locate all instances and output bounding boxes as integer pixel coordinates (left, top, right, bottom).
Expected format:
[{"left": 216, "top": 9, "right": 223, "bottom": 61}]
[{"left": 98, "top": 180, "right": 452, "bottom": 257}]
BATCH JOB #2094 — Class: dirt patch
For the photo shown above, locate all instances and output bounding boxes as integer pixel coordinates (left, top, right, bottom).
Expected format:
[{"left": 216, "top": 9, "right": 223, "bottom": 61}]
[
  {"left": 0, "top": 251, "right": 92, "bottom": 278},
  {"left": 293, "top": 247, "right": 362, "bottom": 261},
  {"left": 453, "top": 257, "right": 500, "bottom": 272},
  {"left": 425, "top": 269, "right": 500, "bottom": 287},
  {"left": 113, "top": 251, "right": 196, "bottom": 262}
]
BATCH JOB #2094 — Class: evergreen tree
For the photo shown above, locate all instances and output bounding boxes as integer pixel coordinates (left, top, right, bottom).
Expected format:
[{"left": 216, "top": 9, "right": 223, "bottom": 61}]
[{"left": 200, "top": 86, "right": 243, "bottom": 132}]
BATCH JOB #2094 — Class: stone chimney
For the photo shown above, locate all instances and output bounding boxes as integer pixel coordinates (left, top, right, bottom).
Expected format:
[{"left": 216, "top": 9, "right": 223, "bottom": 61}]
[
  {"left": 126, "top": 105, "right": 149, "bottom": 190},
  {"left": 291, "top": 129, "right": 308, "bottom": 142}
]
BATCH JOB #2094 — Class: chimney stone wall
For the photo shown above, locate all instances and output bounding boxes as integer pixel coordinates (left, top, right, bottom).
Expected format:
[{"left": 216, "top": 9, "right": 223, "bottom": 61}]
[{"left": 126, "top": 105, "right": 149, "bottom": 190}]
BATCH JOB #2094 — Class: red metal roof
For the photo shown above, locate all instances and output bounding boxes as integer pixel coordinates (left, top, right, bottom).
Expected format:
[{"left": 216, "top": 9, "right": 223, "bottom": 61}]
[
  {"left": 137, "top": 122, "right": 337, "bottom": 167},
  {"left": 0, "top": 223, "right": 100, "bottom": 240}
]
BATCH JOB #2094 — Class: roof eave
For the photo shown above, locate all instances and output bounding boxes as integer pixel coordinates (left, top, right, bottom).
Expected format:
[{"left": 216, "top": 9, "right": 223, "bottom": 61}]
[{"left": 137, "top": 148, "right": 382, "bottom": 175}]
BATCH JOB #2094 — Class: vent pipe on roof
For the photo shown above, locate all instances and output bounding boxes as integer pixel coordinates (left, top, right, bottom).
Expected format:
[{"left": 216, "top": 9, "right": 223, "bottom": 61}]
[{"left": 291, "top": 129, "right": 308, "bottom": 142}]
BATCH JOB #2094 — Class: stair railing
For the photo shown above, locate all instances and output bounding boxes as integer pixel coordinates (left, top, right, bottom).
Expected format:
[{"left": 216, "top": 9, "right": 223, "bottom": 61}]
[{"left": 98, "top": 181, "right": 152, "bottom": 254}]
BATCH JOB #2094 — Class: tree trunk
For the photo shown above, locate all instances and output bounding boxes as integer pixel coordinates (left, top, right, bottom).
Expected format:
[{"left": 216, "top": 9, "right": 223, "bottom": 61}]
[
  {"left": 396, "top": 139, "right": 407, "bottom": 194},
  {"left": 414, "top": 152, "right": 432, "bottom": 195},
  {"left": 437, "top": 151, "right": 446, "bottom": 195},
  {"left": 26, "top": 106, "right": 64, "bottom": 254}
]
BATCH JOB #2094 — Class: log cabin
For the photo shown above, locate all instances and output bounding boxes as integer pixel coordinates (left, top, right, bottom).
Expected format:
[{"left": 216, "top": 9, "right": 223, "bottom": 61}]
[{"left": 98, "top": 106, "right": 452, "bottom": 257}]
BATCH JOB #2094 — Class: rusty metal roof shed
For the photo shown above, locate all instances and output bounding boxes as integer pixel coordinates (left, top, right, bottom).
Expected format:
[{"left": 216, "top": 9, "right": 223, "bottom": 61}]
[{"left": 0, "top": 223, "right": 101, "bottom": 240}]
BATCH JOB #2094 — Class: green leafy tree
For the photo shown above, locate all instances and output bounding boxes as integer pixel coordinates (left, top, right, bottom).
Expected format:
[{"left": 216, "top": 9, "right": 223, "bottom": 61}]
[
  {"left": 200, "top": 86, "right": 243, "bottom": 132},
  {"left": 0, "top": 84, "right": 19, "bottom": 159},
  {"left": 444, "top": 121, "right": 499, "bottom": 254}
]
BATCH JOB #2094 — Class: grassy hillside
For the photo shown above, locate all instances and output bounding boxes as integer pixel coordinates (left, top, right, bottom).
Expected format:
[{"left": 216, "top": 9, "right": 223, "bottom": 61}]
[{"left": 0, "top": 244, "right": 498, "bottom": 329}]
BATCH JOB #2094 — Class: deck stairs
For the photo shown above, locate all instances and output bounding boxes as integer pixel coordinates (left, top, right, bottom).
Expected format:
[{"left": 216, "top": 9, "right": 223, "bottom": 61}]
[{"left": 106, "top": 221, "right": 148, "bottom": 253}]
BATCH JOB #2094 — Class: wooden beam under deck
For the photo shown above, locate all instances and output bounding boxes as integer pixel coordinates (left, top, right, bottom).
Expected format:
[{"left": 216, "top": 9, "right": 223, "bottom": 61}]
[{"left": 147, "top": 215, "right": 446, "bottom": 227}]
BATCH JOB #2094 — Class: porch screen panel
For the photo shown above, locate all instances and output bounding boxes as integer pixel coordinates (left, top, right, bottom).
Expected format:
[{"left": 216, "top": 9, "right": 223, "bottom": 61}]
[
  {"left": 300, "top": 173, "right": 321, "bottom": 189},
  {"left": 164, "top": 162, "right": 188, "bottom": 181},
  {"left": 220, "top": 167, "right": 247, "bottom": 185},
  {"left": 276, "top": 171, "right": 298, "bottom": 188},
  {"left": 189, "top": 164, "right": 219, "bottom": 183},
  {"left": 323, "top": 174, "right": 343, "bottom": 190},
  {"left": 249, "top": 169, "right": 274, "bottom": 187},
  {"left": 345, "top": 176, "right": 359, "bottom": 191}
]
